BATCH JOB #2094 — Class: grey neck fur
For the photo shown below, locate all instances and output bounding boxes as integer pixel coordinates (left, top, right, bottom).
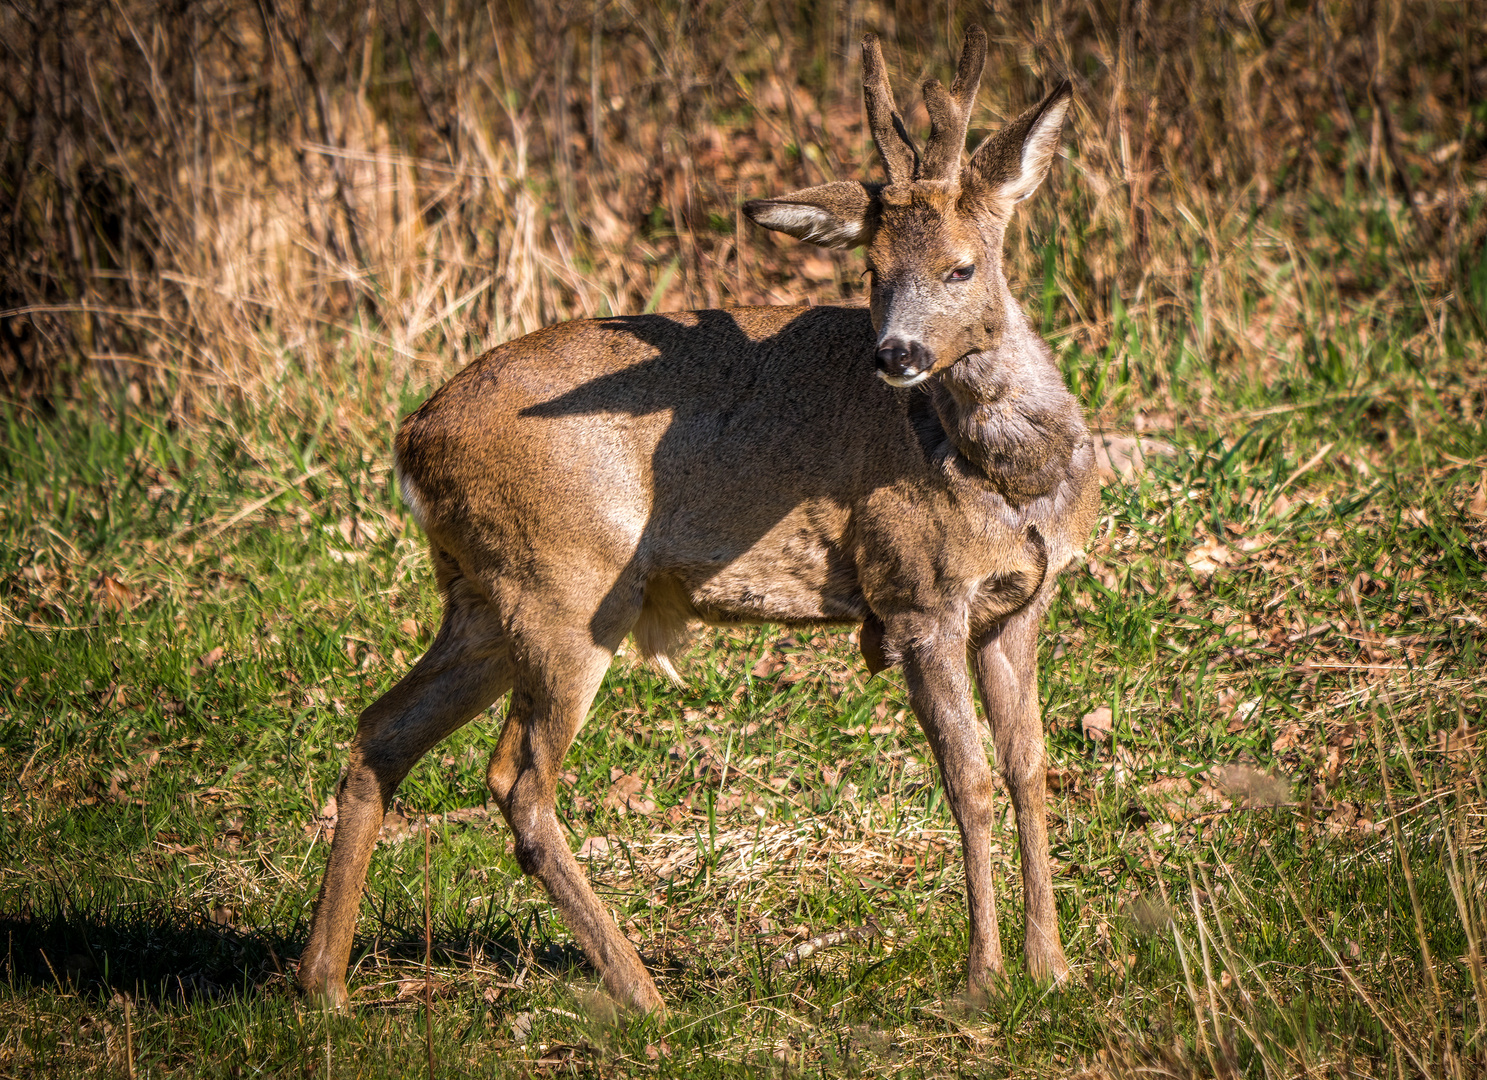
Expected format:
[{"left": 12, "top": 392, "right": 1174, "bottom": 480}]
[{"left": 929, "top": 274, "right": 1085, "bottom": 502}]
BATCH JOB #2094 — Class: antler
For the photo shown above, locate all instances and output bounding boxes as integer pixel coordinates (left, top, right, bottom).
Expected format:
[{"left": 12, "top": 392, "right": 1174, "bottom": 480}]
[
  {"left": 920, "top": 27, "right": 988, "bottom": 181},
  {"left": 862, "top": 33, "right": 919, "bottom": 185},
  {"left": 862, "top": 28, "right": 988, "bottom": 185}
]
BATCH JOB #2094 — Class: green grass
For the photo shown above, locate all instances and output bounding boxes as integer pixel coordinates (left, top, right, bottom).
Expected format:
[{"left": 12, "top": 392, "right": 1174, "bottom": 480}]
[{"left": 1, "top": 323, "right": 1485, "bottom": 1078}]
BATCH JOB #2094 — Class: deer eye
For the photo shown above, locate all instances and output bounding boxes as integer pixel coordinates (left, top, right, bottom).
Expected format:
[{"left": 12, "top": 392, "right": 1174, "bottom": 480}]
[{"left": 946, "top": 265, "right": 975, "bottom": 283}]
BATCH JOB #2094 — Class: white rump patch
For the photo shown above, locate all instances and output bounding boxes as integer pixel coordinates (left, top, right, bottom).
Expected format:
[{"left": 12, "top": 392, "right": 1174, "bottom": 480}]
[{"left": 395, "top": 460, "right": 429, "bottom": 533}]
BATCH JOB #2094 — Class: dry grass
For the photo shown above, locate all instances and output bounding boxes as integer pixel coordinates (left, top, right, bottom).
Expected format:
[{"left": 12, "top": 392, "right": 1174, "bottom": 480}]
[{"left": 2, "top": 0, "right": 1483, "bottom": 429}]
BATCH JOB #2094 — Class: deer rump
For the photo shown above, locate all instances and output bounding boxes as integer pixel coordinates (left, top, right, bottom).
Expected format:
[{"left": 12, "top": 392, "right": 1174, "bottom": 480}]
[{"left": 393, "top": 302, "right": 1056, "bottom": 681}]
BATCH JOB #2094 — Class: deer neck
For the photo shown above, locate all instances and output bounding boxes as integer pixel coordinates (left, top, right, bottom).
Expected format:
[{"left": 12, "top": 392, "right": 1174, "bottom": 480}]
[{"left": 928, "top": 294, "right": 1085, "bottom": 502}]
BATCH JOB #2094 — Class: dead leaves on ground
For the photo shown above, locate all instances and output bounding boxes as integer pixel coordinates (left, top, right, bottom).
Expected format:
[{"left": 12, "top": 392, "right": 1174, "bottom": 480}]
[
  {"left": 1081, "top": 706, "right": 1116, "bottom": 742},
  {"left": 602, "top": 769, "right": 656, "bottom": 816},
  {"left": 305, "top": 795, "right": 495, "bottom": 846},
  {"left": 1094, "top": 434, "right": 1176, "bottom": 484}
]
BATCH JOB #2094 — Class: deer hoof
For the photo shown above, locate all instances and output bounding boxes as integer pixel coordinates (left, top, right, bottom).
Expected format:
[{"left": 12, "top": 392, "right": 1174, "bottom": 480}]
[
  {"left": 626, "top": 981, "right": 667, "bottom": 1016},
  {"left": 1025, "top": 946, "right": 1072, "bottom": 986},
  {"left": 967, "top": 957, "right": 1008, "bottom": 996},
  {"left": 298, "top": 972, "right": 350, "bottom": 1013}
]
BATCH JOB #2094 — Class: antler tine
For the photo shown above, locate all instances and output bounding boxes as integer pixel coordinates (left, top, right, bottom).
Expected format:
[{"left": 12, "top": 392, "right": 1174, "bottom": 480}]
[
  {"left": 920, "top": 26, "right": 988, "bottom": 181},
  {"left": 862, "top": 33, "right": 919, "bottom": 185}
]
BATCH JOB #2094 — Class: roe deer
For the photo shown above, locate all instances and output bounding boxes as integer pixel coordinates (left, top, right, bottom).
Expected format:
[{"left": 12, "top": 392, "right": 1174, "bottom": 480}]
[{"left": 297, "top": 27, "right": 1099, "bottom": 1013}]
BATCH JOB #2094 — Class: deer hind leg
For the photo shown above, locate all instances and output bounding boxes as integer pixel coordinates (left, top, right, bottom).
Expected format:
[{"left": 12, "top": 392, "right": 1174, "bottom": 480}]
[
  {"left": 972, "top": 606, "right": 1069, "bottom": 985},
  {"left": 298, "top": 575, "right": 513, "bottom": 1008},
  {"left": 893, "top": 615, "right": 1006, "bottom": 990},
  {"left": 485, "top": 586, "right": 664, "bottom": 1013}
]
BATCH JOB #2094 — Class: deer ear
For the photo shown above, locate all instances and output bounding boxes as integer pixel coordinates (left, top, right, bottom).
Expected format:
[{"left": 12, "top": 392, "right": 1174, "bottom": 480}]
[
  {"left": 743, "top": 182, "right": 880, "bottom": 249},
  {"left": 965, "top": 82, "right": 1071, "bottom": 205}
]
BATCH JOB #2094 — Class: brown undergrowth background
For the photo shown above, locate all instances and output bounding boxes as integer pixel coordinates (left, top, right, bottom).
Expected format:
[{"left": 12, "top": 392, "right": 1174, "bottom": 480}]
[{"left": 2, "top": 0, "right": 1483, "bottom": 426}]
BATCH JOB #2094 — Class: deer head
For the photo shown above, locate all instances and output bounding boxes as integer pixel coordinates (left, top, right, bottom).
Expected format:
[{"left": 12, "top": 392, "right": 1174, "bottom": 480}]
[{"left": 744, "top": 28, "right": 1071, "bottom": 387}]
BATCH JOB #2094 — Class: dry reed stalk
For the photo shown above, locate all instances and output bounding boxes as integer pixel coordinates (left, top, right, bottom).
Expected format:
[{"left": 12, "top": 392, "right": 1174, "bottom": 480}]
[
  {"left": 424, "top": 822, "right": 435, "bottom": 1079},
  {"left": 124, "top": 993, "right": 134, "bottom": 1080}
]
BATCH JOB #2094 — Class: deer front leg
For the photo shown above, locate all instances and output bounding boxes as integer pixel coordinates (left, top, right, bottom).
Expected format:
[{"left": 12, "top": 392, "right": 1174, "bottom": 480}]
[
  {"left": 898, "top": 622, "right": 1005, "bottom": 990},
  {"left": 972, "top": 608, "right": 1069, "bottom": 984}
]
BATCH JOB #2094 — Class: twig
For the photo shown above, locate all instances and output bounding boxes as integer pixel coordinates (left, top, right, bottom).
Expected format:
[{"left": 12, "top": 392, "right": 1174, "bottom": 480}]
[
  {"left": 770, "top": 919, "right": 882, "bottom": 973},
  {"left": 37, "top": 947, "right": 62, "bottom": 988},
  {"left": 1276, "top": 441, "right": 1335, "bottom": 496},
  {"left": 0, "top": 606, "right": 100, "bottom": 634},
  {"left": 124, "top": 994, "right": 135, "bottom": 1080},
  {"left": 425, "top": 822, "right": 435, "bottom": 1080}
]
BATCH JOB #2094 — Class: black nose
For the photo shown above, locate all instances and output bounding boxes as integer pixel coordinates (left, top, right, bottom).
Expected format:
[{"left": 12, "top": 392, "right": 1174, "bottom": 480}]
[
  {"left": 875, "top": 341, "right": 909, "bottom": 372},
  {"left": 875, "top": 338, "right": 930, "bottom": 379}
]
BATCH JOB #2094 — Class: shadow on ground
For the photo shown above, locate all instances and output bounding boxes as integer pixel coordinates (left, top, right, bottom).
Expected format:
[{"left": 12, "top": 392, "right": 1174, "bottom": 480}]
[
  {"left": 0, "top": 898, "right": 299, "bottom": 1003},
  {"left": 0, "top": 897, "right": 585, "bottom": 1006}
]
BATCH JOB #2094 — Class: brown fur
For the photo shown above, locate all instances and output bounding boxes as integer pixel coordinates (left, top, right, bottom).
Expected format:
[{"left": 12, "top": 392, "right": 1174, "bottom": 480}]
[{"left": 296, "top": 30, "right": 1100, "bottom": 1013}]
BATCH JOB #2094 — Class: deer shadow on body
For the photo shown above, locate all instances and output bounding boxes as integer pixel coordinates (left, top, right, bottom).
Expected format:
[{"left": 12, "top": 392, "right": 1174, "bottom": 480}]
[{"left": 518, "top": 304, "right": 928, "bottom": 656}]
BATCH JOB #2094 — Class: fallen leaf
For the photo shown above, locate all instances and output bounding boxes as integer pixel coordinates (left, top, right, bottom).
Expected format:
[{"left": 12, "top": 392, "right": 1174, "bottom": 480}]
[
  {"left": 1325, "top": 801, "right": 1358, "bottom": 832},
  {"left": 1094, "top": 434, "right": 1177, "bottom": 483},
  {"left": 576, "top": 835, "right": 611, "bottom": 859},
  {"left": 337, "top": 516, "right": 379, "bottom": 548},
  {"left": 96, "top": 574, "right": 134, "bottom": 612},
  {"left": 1081, "top": 706, "right": 1114, "bottom": 742},
  {"left": 1224, "top": 698, "right": 1261, "bottom": 734},
  {"left": 752, "top": 655, "right": 784, "bottom": 678},
  {"left": 1185, "top": 542, "right": 1231, "bottom": 577},
  {"left": 1046, "top": 766, "right": 1082, "bottom": 793},
  {"left": 379, "top": 808, "right": 416, "bottom": 843},
  {"left": 1270, "top": 722, "right": 1304, "bottom": 753},
  {"left": 603, "top": 773, "right": 655, "bottom": 815},
  {"left": 1469, "top": 472, "right": 1487, "bottom": 517}
]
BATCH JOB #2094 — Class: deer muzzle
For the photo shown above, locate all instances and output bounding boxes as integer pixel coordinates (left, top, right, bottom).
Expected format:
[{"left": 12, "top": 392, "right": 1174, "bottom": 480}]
[{"left": 875, "top": 337, "right": 933, "bottom": 386}]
